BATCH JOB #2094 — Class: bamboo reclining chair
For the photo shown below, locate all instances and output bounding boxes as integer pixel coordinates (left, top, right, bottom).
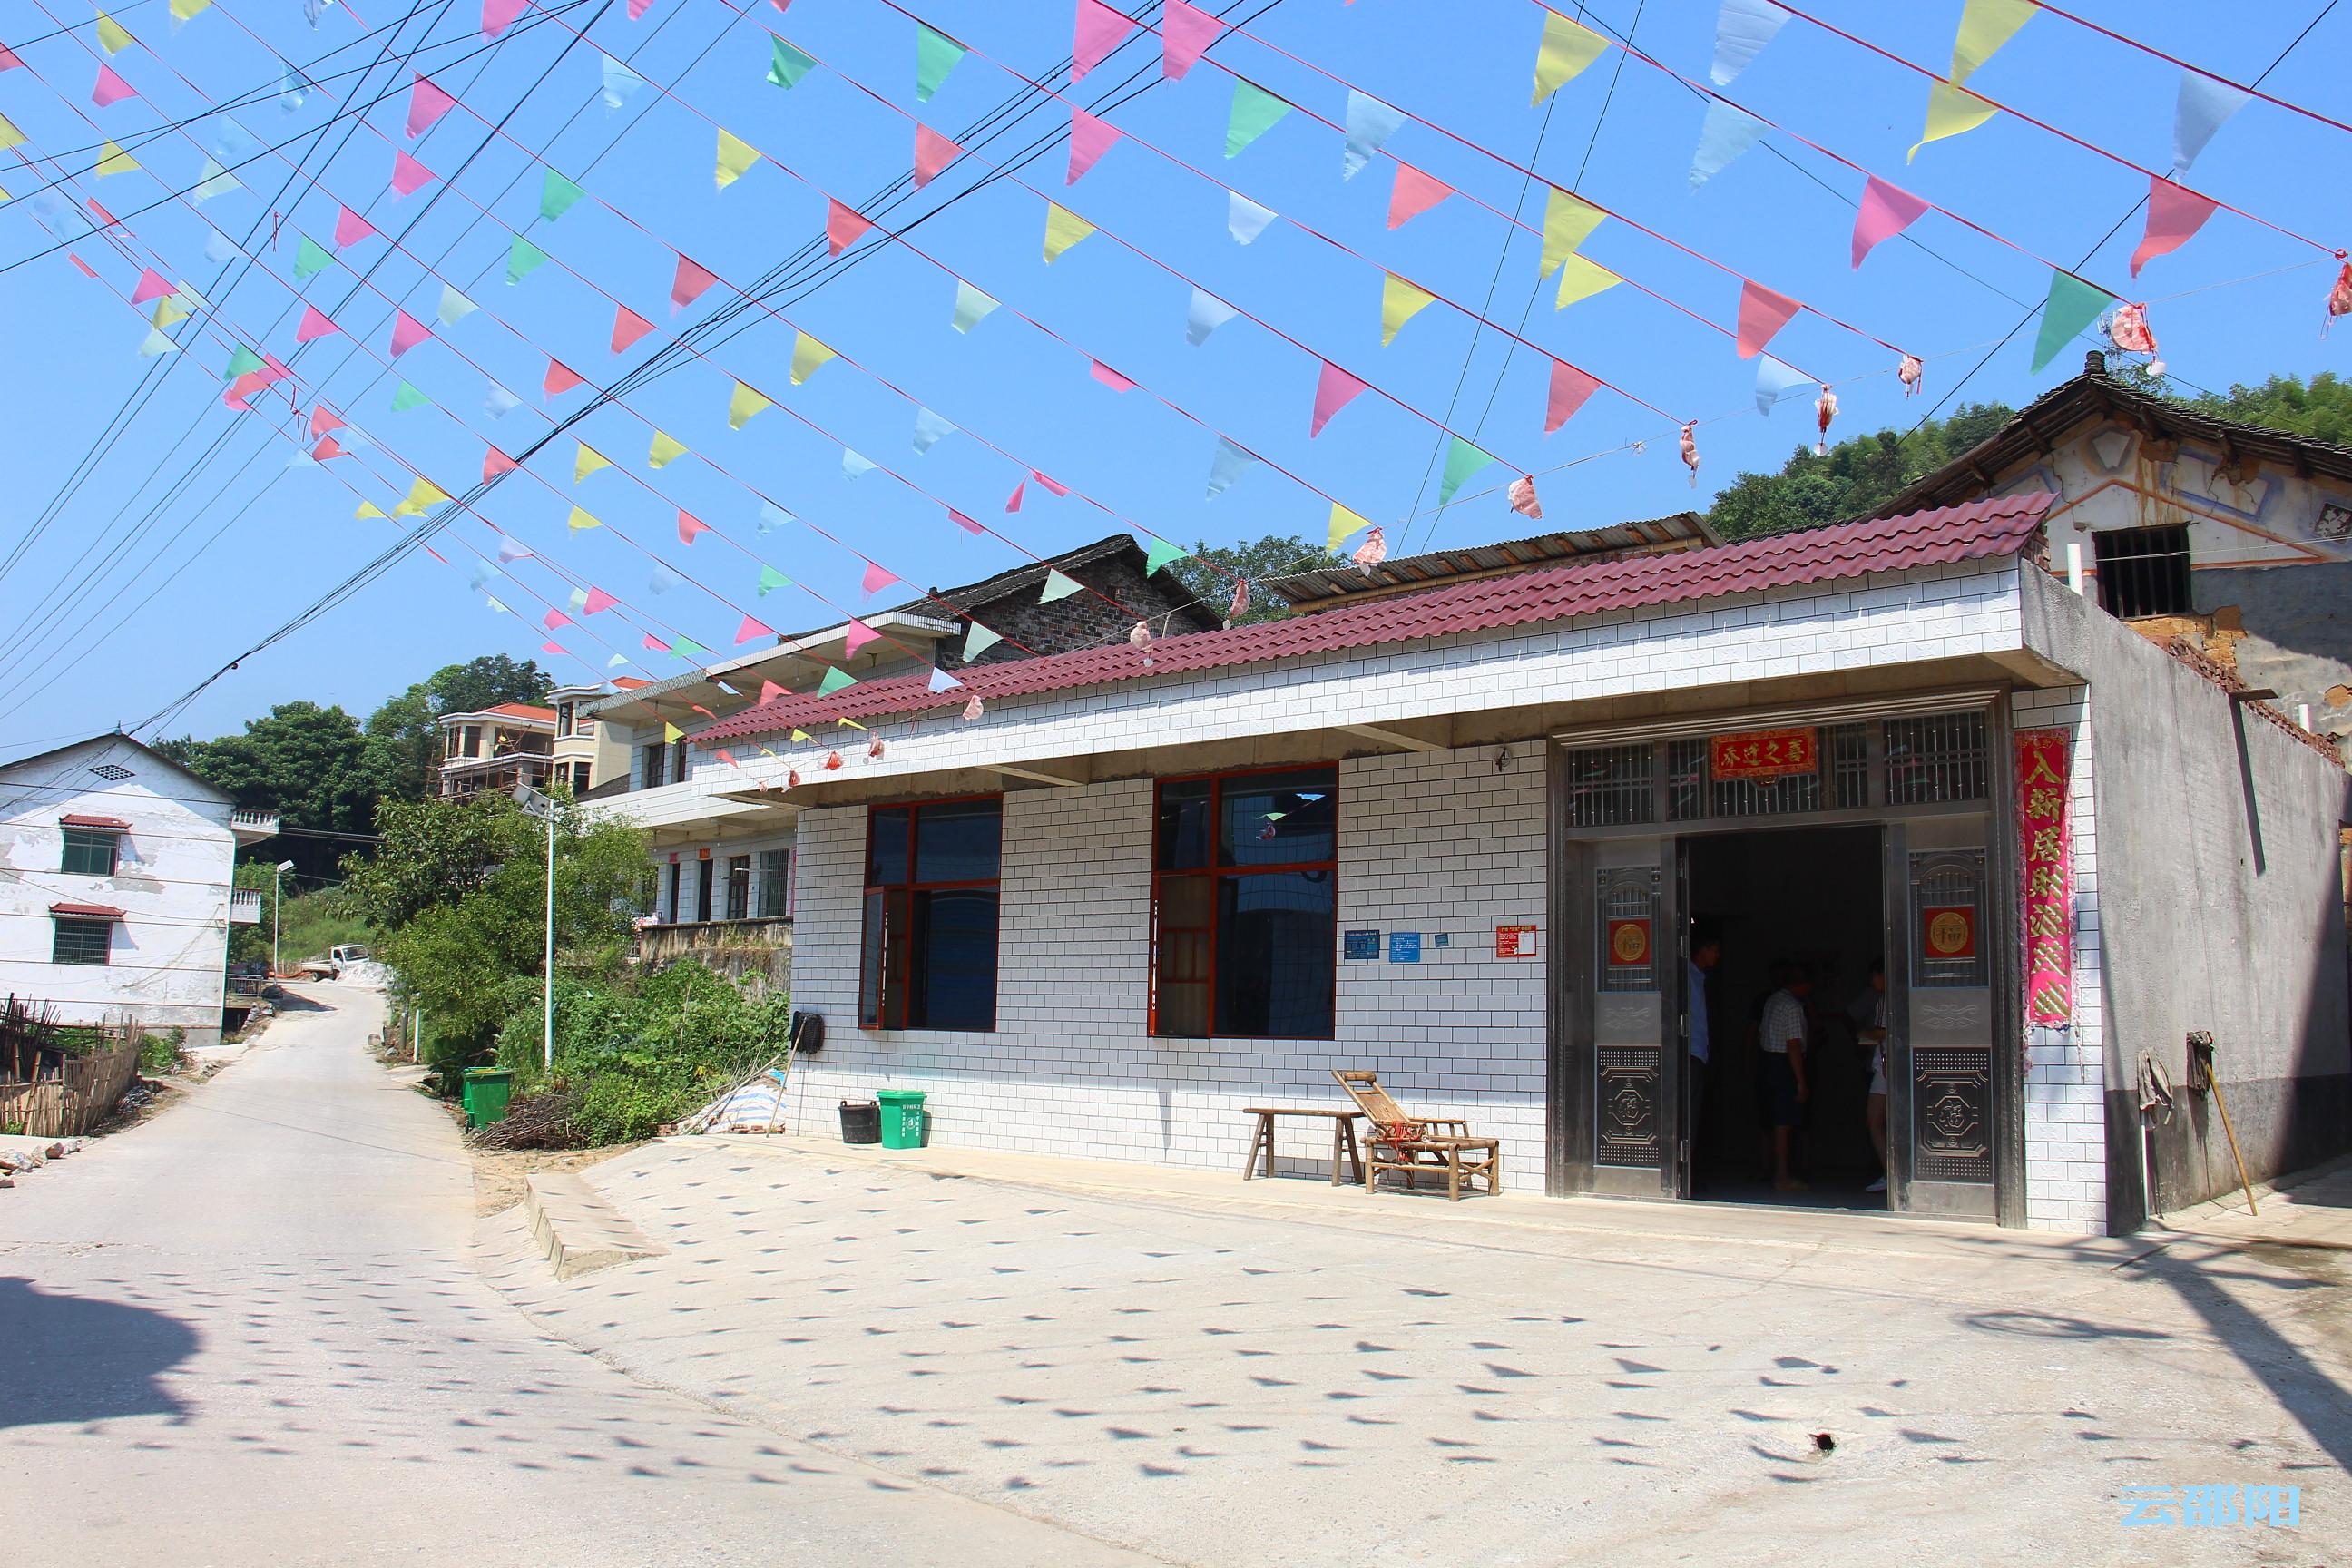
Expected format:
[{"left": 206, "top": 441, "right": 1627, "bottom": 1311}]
[{"left": 1330, "top": 1070, "right": 1501, "bottom": 1200}]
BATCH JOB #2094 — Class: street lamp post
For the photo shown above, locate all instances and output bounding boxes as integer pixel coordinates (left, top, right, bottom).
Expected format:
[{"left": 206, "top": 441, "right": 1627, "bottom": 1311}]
[
  {"left": 511, "top": 784, "right": 556, "bottom": 1073},
  {"left": 271, "top": 858, "right": 296, "bottom": 977}
]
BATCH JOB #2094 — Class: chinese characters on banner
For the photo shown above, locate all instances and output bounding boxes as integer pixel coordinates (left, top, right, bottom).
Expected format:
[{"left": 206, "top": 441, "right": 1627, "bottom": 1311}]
[
  {"left": 2015, "top": 728, "right": 2073, "bottom": 1025},
  {"left": 1710, "top": 726, "right": 1818, "bottom": 781}
]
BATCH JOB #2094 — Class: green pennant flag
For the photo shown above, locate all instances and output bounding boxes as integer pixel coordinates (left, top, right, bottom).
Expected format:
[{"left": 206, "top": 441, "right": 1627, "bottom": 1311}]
[
  {"left": 1437, "top": 436, "right": 1498, "bottom": 505},
  {"left": 672, "top": 637, "right": 710, "bottom": 660},
  {"left": 818, "top": 665, "right": 857, "bottom": 695},
  {"left": 964, "top": 621, "right": 1001, "bottom": 659},
  {"left": 757, "top": 564, "right": 791, "bottom": 596},
  {"left": 2031, "top": 270, "right": 2114, "bottom": 373},
  {"left": 769, "top": 36, "right": 816, "bottom": 89},
  {"left": 1143, "top": 538, "right": 1187, "bottom": 573},
  {"left": 1226, "top": 79, "right": 1292, "bottom": 158},
  {"left": 951, "top": 279, "right": 997, "bottom": 333},
  {"left": 1040, "top": 568, "right": 1083, "bottom": 603},
  {"left": 292, "top": 234, "right": 334, "bottom": 280},
  {"left": 539, "top": 168, "right": 584, "bottom": 222},
  {"left": 391, "top": 381, "right": 427, "bottom": 411},
  {"left": 916, "top": 22, "right": 964, "bottom": 103},
  {"left": 506, "top": 234, "right": 549, "bottom": 285},
  {"left": 223, "top": 344, "right": 263, "bottom": 379}
]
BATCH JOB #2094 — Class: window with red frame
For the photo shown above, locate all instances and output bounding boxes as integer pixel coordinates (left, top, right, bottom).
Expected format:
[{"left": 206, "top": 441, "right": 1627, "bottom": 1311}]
[
  {"left": 1151, "top": 767, "right": 1338, "bottom": 1039},
  {"left": 860, "top": 797, "right": 1002, "bottom": 1030}
]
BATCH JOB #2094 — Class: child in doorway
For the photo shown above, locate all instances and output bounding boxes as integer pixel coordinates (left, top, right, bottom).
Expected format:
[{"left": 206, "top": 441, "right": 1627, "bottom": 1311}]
[{"left": 1757, "top": 964, "right": 1812, "bottom": 1192}]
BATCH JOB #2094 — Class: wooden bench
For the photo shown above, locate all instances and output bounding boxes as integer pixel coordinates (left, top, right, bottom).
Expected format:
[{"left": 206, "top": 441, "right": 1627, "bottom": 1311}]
[{"left": 1241, "top": 1107, "right": 1366, "bottom": 1186}]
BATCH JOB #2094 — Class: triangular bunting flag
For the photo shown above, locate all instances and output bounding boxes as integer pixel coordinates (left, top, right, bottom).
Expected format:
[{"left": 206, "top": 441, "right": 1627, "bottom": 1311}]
[
  {"left": 1206, "top": 436, "right": 1257, "bottom": 498},
  {"left": 1186, "top": 285, "right": 1239, "bottom": 346},
  {"left": 505, "top": 233, "right": 548, "bottom": 284},
  {"left": 818, "top": 666, "right": 857, "bottom": 695},
  {"left": 137, "top": 328, "right": 177, "bottom": 357},
  {"left": 964, "top": 620, "right": 1001, "bottom": 658},
  {"left": 193, "top": 155, "right": 240, "bottom": 201},
  {"left": 826, "top": 197, "right": 873, "bottom": 256},
  {"left": 911, "top": 407, "right": 954, "bottom": 453},
  {"left": 1690, "top": 99, "right": 1769, "bottom": 188},
  {"left": 539, "top": 167, "right": 584, "bottom": 221},
  {"left": 1342, "top": 89, "right": 1405, "bottom": 180},
  {"left": 437, "top": 283, "right": 476, "bottom": 325},
  {"left": 333, "top": 203, "right": 375, "bottom": 246},
  {"left": 1909, "top": 81, "right": 1996, "bottom": 162},
  {"left": 95, "top": 141, "right": 139, "bottom": 176},
  {"left": 406, "top": 73, "right": 456, "bottom": 139},
  {"left": 759, "top": 679, "right": 788, "bottom": 702},
  {"left": 844, "top": 619, "right": 878, "bottom": 656},
  {"left": 543, "top": 358, "right": 585, "bottom": 397},
  {"left": 2173, "top": 72, "right": 2250, "bottom": 174},
  {"left": 1533, "top": 9, "right": 1607, "bottom": 103},
  {"left": 862, "top": 561, "right": 900, "bottom": 597},
  {"left": 292, "top": 235, "right": 333, "bottom": 279},
  {"left": 671, "top": 253, "right": 717, "bottom": 312},
  {"left": 1143, "top": 538, "right": 1188, "bottom": 573},
  {"left": 1546, "top": 359, "right": 1601, "bottom": 433},
  {"left": 1327, "top": 502, "right": 1369, "bottom": 552},
  {"left": 132, "top": 269, "right": 172, "bottom": 304},
  {"left": 483, "top": 0, "right": 525, "bottom": 38},
  {"left": 951, "top": 279, "right": 997, "bottom": 332},
  {"left": 789, "top": 330, "right": 837, "bottom": 385},
  {"left": 1712, "top": 0, "right": 1788, "bottom": 84},
  {"left": 928, "top": 667, "right": 964, "bottom": 692},
  {"left": 1949, "top": 0, "right": 2034, "bottom": 87},
  {"left": 1073, "top": 0, "right": 1137, "bottom": 81},
  {"left": 1162, "top": 0, "right": 1222, "bottom": 78},
  {"left": 1310, "top": 360, "right": 1367, "bottom": 437},
  {"left": 602, "top": 54, "right": 643, "bottom": 109},
  {"left": 736, "top": 614, "right": 774, "bottom": 644},
  {"left": 1387, "top": 163, "right": 1453, "bottom": 229},
  {"left": 567, "top": 505, "right": 603, "bottom": 532},
  {"left": 915, "top": 124, "right": 961, "bottom": 188},
  {"left": 1540, "top": 186, "right": 1605, "bottom": 277},
  {"left": 574, "top": 442, "right": 612, "bottom": 482},
  {"left": 393, "top": 476, "right": 450, "bottom": 517},
  {"left": 715, "top": 128, "right": 760, "bottom": 190},
  {"left": 93, "top": 64, "right": 135, "bottom": 107},
  {"left": 1754, "top": 354, "right": 1809, "bottom": 414},
  {"left": 1044, "top": 201, "right": 1095, "bottom": 262},
  {"left": 678, "top": 509, "right": 710, "bottom": 543},
  {"left": 1228, "top": 189, "right": 1277, "bottom": 244},
  {"left": 583, "top": 587, "right": 618, "bottom": 614},
  {"left": 1091, "top": 360, "right": 1137, "bottom": 393},
  {"left": 729, "top": 380, "right": 771, "bottom": 428},
  {"left": 96, "top": 10, "right": 135, "bottom": 54},
  {"left": 1067, "top": 106, "right": 1120, "bottom": 183},
  {"left": 915, "top": 22, "right": 965, "bottom": 103},
  {"left": 1437, "top": 437, "right": 1498, "bottom": 505},
  {"left": 2031, "top": 270, "right": 2114, "bottom": 372},
  {"left": 767, "top": 35, "right": 816, "bottom": 89},
  {"left": 650, "top": 430, "right": 688, "bottom": 468},
  {"left": 482, "top": 446, "right": 516, "bottom": 478},
  {"left": 296, "top": 305, "right": 339, "bottom": 341},
  {"left": 1734, "top": 279, "right": 1800, "bottom": 358},
  {"left": 757, "top": 564, "right": 790, "bottom": 595},
  {"left": 841, "top": 448, "right": 877, "bottom": 479},
  {"left": 612, "top": 304, "right": 654, "bottom": 352},
  {"left": 1380, "top": 273, "right": 1436, "bottom": 346},
  {"left": 391, "top": 150, "right": 435, "bottom": 195},
  {"left": 1555, "top": 253, "right": 1620, "bottom": 309},
  {"left": 2132, "top": 175, "right": 2218, "bottom": 277},
  {"left": 1851, "top": 174, "right": 1931, "bottom": 269},
  {"left": 949, "top": 506, "right": 984, "bottom": 534},
  {"left": 390, "top": 381, "right": 426, "bottom": 411},
  {"left": 1226, "top": 79, "right": 1291, "bottom": 157}
]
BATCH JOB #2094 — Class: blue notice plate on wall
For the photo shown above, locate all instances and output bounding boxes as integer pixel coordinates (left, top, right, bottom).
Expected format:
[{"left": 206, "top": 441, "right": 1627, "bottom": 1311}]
[
  {"left": 1343, "top": 928, "right": 1381, "bottom": 961},
  {"left": 1388, "top": 932, "right": 1422, "bottom": 964}
]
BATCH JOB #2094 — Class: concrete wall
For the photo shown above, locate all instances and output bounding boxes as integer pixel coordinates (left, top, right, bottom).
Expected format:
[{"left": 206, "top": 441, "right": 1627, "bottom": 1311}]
[
  {"left": 0, "top": 736, "right": 237, "bottom": 1049},
  {"left": 2192, "top": 560, "right": 2352, "bottom": 750},
  {"left": 636, "top": 918, "right": 792, "bottom": 993},
  {"left": 2021, "top": 569, "right": 2352, "bottom": 1217},
  {"left": 784, "top": 745, "right": 1552, "bottom": 1185}
]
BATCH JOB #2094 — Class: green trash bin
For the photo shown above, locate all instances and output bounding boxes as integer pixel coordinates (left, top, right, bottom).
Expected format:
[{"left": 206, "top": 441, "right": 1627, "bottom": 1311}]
[
  {"left": 464, "top": 1067, "right": 514, "bottom": 1130},
  {"left": 876, "top": 1088, "right": 926, "bottom": 1150}
]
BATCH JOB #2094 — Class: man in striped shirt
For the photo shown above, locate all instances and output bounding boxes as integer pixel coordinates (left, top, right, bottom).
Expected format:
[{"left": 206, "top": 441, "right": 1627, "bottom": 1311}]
[{"left": 1758, "top": 964, "right": 1812, "bottom": 1193}]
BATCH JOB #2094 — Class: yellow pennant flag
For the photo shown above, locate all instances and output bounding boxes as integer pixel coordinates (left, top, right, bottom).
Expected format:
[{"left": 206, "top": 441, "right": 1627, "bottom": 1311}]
[
  {"left": 1531, "top": 9, "right": 1607, "bottom": 104},
  {"left": 729, "top": 380, "right": 771, "bottom": 428},
  {"left": 1379, "top": 273, "right": 1436, "bottom": 347},
  {"left": 354, "top": 501, "right": 387, "bottom": 520},
  {"left": 0, "top": 184, "right": 14, "bottom": 203},
  {"left": 1043, "top": 201, "right": 1095, "bottom": 263},
  {"left": 392, "top": 476, "right": 449, "bottom": 517},
  {"left": 0, "top": 114, "right": 24, "bottom": 152},
  {"left": 1950, "top": 0, "right": 2034, "bottom": 86},
  {"left": 1327, "top": 501, "right": 1370, "bottom": 552},
  {"left": 152, "top": 294, "right": 188, "bottom": 328},
  {"left": 789, "top": 331, "right": 836, "bottom": 386},
  {"left": 648, "top": 430, "right": 688, "bottom": 468},
  {"left": 715, "top": 129, "right": 760, "bottom": 191},
  {"left": 567, "top": 505, "right": 603, "bottom": 533},
  {"left": 1539, "top": 185, "right": 1605, "bottom": 278},
  {"left": 789, "top": 728, "right": 812, "bottom": 742},
  {"left": 170, "top": 0, "right": 212, "bottom": 24},
  {"left": 1909, "top": 81, "right": 1997, "bottom": 162},
  {"left": 94, "top": 8, "right": 134, "bottom": 54},
  {"left": 837, "top": 718, "right": 866, "bottom": 730},
  {"left": 95, "top": 140, "right": 139, "bottom": 176},
  {"left": 573, "top": 442, "right": 612, "bottom": 483},
  {"left": 662, "top": 721, "right": 683, "bottom": 743},
  {"left": 1553, "top": 252, "right": 1621, "bottom": 309}
]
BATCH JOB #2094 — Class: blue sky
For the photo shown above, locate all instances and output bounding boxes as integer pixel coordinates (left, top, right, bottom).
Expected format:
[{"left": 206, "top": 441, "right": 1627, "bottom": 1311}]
[{"left": 1, "top": 0, "right": 2347, "bottom": 751}]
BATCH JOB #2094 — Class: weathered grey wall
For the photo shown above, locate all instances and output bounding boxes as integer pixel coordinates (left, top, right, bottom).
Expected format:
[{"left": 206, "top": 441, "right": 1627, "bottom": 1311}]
[
  {"left": 2195, "top": 560, "right": 2352, "bottom": 749},
  {"left": 635, "top": 922, "right": 791, "bottom": 995},
  {"left": 2024, "top": 568, "right": 2352, "bottom": 1217}
]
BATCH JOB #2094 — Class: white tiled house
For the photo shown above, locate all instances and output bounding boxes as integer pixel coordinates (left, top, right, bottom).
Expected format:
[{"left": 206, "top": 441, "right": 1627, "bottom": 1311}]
[{"left": 0, "top": 733, "right": 278, "bottom": 1049}]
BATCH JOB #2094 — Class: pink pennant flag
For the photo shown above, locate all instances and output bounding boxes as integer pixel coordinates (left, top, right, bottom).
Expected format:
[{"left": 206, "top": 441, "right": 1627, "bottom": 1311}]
[
  {"left": 716, "top": 749, "right": 740, "bottom": 768},
  {"left": 0, "top": 44, "right": 23, "bottom": 70},
  {"left": 670, "top": 253, "right": 717, "bottom": 312},
  {"left": 93, "top": 64, "right": 135, "bottom": 106},
  {"left": 406, "top": 73, "right": 456, "bottom": 139},
  {"left": 295, "top": 304, "right": 339, "bottom": 341},
  {"left": 1004, "top": 481, "right": 1025, "bottom": 513},
  {"left": 87, "top": 198, "right": 121, "bottom": 229},
  {"left": 1735, "top": 279, "right": 1799, "bottom": 358},
  {"left": 544, "top": 608, "right": 573, "bottom": 631},
  {"left": 1067, "top": 106, "right": 1120, "bottom": 184},
  {"left": 68, "top": 253, "right": 99, "bottom": 279},
  {"left": 2132, "top": 175, "right": 2219, "bottom": 278},
  {"left": 543, "top": 357, "right": 584, "bottom": 397},
  {"left": 843, "top": 617, "right": 879, "bottom": 655},
  {"left": 583, "top": 586, "right": 618, "bottom": 614},
  {"left": 482, "top": 0, "right": 526, "bottom": 38},
  {"left": 1032, "top": 470, "right": 1069, "bottom": 496},
  {"left": 861, "top": 562, "right": 900, "bottom": 596},
  {"left": 333, "top": 204, "right": 376, "bottom": 247},
  {"left": 1072, "top": 0, "right": 1137, "bottom": 81},
  {"left": 483, "top": 446, "right": 517, "bottom": 479},
  {"left": 1310, "top": 359, "right": 1367, "bottom": 436},
  {"left": 1850, "top": 175, "right": 1930, "bottom": 270},
  {"left": 628, "top": 0, "right": 652, "bottom": 15},
  {"left": 310, "top": 404, "right": 345, "bottom": 436},
  {"left": 678, "top": 509, "right": 710, "bottom": 544},
  {"left": 1161, "top": 0, "right": 1223, "bottom": 79},
  {"left": 1546, "top": 359, "right": 1602, "bottom": 433},
  {"left": 314, "top": 435, "right": 346, "bottom": 461},
  {"left": 735, "top": 614, "right": 774, "bottom": 645},
  {"left": 611, "top": 305, "right": 653, "bottom": 352},
  {"left": 223, "top": 371, "right": 267, "bottom": 410},
  {"left": 1090, "top": 359, "right": 1137, "bottom": 392},
  {"left": 826, "top": 198, "right": 872, "bottom": 257},
  {"left": 914, "top": 124, "right": 961, "bottom": 189},
  {"left": 542, "top": 641, "right": 568, "bottom": 656},
  {"left": 642, "top": 634, "right": 669, "bottom": 652},
  {"left": 260, "top": 353, "right": 293, "bottom": 384},
  {"left": 949, "top": 506, "right": 985, "bottom": 534},
  {"left": 132, "top": 268, "right": 171, "bottom": 303},
  {"left": 391, "top": 151, "right": 436, "bottom": 196},
  {"left": 1387, "top": 163, "right": 1453, "bottom": 230},
  {"left": 389, "top": 310, "right": 430, "bottom": 356},
  {"left": 759, "top": 680, "right": 788, "bottom": 704}
]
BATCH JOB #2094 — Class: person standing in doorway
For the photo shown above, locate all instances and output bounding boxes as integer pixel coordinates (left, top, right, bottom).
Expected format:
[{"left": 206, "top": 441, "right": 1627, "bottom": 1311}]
[
  {"left": 1759, "top": 963, "right": 1812, "bottom": 1193},
  {"left": 1858, "top": 957, "right": 1889, "bottom": 1194},
  {"left": 1688, "top": 916, "right": 1722, "bottom": 1189}
]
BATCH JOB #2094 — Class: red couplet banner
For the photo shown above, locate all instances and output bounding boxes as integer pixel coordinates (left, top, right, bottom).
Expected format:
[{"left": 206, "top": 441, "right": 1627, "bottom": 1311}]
[{"left": 2014, "top": 729, "right": 2073, "bottom": 1026}]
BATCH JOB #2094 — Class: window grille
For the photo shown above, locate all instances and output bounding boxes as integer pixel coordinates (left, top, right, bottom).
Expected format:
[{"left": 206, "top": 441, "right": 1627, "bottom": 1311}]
[
  {"left": 1885, "top": 711, "right": 1990, "bottom": 806},
  {"left": 1595, "top": 867, "right": 1659, "bottom": 993},
  {"left": 1910, "top": 849, "right": 1988, "bottom": 988},
  {"left": 1563, "top": 744, "right": 1654, "bottom": 828},
  {"left": 2092, "top": 524, "right": 2192, "bottom": 619}
]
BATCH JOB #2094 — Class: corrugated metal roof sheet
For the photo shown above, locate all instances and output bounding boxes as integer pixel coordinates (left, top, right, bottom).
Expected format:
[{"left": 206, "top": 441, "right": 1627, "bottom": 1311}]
[
  {"left": 1262, "top": 514, "right": 1717, "bottom": 609},
  {"left": 705, "top": 495, "right": 2053, "bottom": 743}
]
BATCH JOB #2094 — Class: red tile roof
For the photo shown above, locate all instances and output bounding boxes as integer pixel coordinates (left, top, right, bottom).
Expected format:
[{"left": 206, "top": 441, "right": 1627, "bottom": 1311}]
[
  {"left": 50, "top": 901, "right": 124, "bottom": 918},
  {"left": 481, "top": 702, "right": 558, "bottom": 722},
  {"left": 706, "top": 495, "right": 2054, "bottom": 742},
  {"left": 611, "top": 677, "right": 652, "bottom": 691},
  {"left": 60, "top": 814, "right": 131, "bottom": 829}
]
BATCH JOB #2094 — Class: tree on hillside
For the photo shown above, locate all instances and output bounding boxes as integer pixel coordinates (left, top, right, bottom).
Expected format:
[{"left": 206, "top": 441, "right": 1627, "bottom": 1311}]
[
  {"left": 2188, "top": 371, "right": 2352, "bottom": 445},
  {"left": 1704, "top": 402, "right": 2015, "bottom": 542},
  {"left": 159, "top": 701, "right": 375, "bottom": 835},
  {"left": 360, "top": 653, "right": 554, "bottom": 805},
  {"left": 1165, "top": 534, "right": 1320, "bottom": 626}
]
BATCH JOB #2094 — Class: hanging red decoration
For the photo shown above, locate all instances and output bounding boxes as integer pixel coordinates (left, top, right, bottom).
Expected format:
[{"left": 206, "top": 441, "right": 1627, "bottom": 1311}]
[
  {"left": 1506, "top": 476, "right": 1542, "bottom": 520},
  {"left": 2108, "top": 302, "right": 2157, "bottom": 355},
  {"left": 1899, "top": 355, "right": 1924, "bottom": 397},
  {"left": 1679, "top": 423, "right": 1700, "bottom": 488},
  {"left": 1814, "top": 385, "right": 1838, "bottom": 457}
]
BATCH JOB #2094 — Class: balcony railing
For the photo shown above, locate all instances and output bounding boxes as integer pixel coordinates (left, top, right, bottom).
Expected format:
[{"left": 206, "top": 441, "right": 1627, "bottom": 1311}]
[
  {"left": 230, "top": 808, "right": 279, "bottom": 840},
  {"left": 229, "top": 888, "right": 263, "bottom": 925}
]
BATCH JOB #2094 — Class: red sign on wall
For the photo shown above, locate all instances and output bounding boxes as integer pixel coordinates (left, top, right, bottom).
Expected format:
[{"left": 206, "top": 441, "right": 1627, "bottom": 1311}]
[
  {"left": 1710, "top": 727, "right": 1818, "bottom": 781},
  {"left": 1606, "top": 917, "right": 1651, "bottom": 968},
  {"left": 1494, "top": 924, "right": 1539, "bottom": 958},
  {"left": 1922, "top": 905, "right": 1977, "bottom": 960},
  {"left": 2015, "top": 728, "right": 2073, "bottom": 1025}
]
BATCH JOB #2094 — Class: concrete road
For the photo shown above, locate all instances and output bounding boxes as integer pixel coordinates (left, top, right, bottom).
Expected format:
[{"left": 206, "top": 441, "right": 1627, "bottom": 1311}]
[{"left": 0, "top": 985, "right": 1152, "bottom": 1567}]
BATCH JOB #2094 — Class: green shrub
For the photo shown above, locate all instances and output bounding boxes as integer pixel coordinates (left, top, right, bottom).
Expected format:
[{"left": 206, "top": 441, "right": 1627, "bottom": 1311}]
[{"left": 138, "top": 1027, "right": 186, "bottom": 1075}]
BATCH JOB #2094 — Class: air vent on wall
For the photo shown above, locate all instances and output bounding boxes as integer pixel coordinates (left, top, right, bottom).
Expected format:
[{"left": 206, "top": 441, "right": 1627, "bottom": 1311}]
[{"left": 88, "top": 764, "right": 134, "bottom": 780}]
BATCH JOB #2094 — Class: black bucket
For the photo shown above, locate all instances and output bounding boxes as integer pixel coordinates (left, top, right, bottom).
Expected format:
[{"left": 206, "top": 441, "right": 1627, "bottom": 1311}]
[{"left": 838, "top": 1100, "right": 881, "bottom": 1144}]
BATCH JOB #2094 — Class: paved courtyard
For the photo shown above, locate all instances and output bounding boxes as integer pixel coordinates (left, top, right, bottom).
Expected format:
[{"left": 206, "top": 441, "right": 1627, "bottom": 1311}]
[{"left": 485, "top": 1135, "right": 2350, "bottom": 1566}]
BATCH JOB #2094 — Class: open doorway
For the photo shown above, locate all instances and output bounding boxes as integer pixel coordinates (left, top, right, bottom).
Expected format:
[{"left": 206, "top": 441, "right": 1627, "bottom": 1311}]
[{"left": 1685, "top": 824, "right": 1886, "bottom": 1210}]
